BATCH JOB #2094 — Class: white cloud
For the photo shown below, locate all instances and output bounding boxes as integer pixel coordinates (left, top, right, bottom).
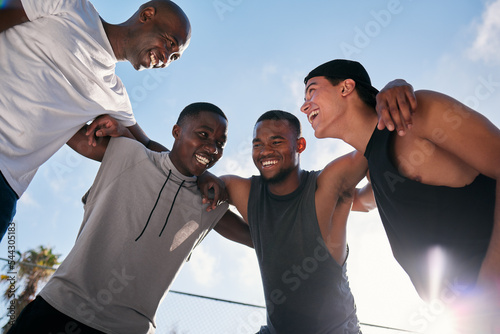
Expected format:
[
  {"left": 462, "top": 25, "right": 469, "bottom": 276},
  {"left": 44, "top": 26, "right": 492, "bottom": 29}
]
[
  {"left": 260, "top": 64, "right": 278, "bottom": 81},
  {"left": 235, "top": 248, "right": 261, "bottom": 288},
  {"left": 302, "top": 138, "right": 355, "bottom": 172},
  {"left": 214, "top": 156, "right": 256, "bottom": 178},
  {"left": 18, "top": 192, "right": 41, "bottom": 208},
  {"left": 468, "top": 0, "right": 500, "bottom": 64},
  {"left": 188, "top": 244, "right": 220, "bottom": 287}
]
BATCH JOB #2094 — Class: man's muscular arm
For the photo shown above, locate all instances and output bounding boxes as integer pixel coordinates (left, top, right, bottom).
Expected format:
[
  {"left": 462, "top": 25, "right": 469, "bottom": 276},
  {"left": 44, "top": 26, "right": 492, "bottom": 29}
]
[{"left": 315, "top": 151, "right": 369, "bottom": 264}]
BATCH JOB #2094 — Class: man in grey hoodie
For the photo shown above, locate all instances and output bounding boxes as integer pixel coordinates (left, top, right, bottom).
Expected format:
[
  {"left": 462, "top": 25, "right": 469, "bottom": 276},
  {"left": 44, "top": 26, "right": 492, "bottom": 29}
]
[{"left": 8, "top": 102, "right": 252, "bottom": 334}]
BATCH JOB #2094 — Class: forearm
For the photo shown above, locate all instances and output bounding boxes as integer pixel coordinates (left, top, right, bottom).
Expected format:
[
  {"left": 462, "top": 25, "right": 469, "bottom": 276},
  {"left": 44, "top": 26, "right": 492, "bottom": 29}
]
[
  {"left": 145, "top": 139, "right": 169, "bottom": 152},
  {"left": 67, "top": 125, "right": 109, "bottom": 162},
  {"left": 214, "top": 210, "right": 253, "bottom": 248},
  {"left": 351, "top": 183, "right": 376, "bottom": 212}
]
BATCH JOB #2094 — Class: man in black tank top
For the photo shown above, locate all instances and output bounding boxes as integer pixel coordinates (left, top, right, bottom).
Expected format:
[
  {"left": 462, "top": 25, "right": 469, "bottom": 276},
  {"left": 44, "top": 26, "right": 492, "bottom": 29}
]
[
  {"left": 301, "top": 59, "right": 500, "bottom": 332},
  {"left": 213, "top": 103, "right": 409, "bottom": 333}
]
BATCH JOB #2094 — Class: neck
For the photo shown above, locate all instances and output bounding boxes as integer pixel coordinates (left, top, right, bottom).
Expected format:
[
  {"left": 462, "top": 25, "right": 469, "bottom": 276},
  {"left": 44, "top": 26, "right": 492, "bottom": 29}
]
[
  {"left": 340, "top": 105, "right": 379, "bottom": 154},
  {"left": 100, "top": 18, "right": 127, "bottom": 61},
  {"left": 266, "top": 167, "right": 303, "bottom": 196}
]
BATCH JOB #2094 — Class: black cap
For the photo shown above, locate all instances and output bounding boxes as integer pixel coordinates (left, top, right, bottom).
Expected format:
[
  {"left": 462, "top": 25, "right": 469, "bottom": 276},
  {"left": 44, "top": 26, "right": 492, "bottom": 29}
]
[{"left": 304, "top": 59, "right": 379, "bottom": 95}]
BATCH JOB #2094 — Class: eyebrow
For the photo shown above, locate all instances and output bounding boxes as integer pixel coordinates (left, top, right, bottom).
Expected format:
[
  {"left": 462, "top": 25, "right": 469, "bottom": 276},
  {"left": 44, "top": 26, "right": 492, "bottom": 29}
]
[
  {"left": 252, "top": 135, "right": 285, "bottom": 144},
  {"left": 304, "top": 82, "right": 317, "bottom": 101},
  {"left": 198, "top": 125, "right": 214, "bottom": 132},
  {"left": 305, "top": 82, "right": 316, "bottom": 93},
  {"left": 198, "top": 125, "right": 227, "bottom": 142},
  {"left": 167, "top": 33, "right": 179, "bottom": 46}
]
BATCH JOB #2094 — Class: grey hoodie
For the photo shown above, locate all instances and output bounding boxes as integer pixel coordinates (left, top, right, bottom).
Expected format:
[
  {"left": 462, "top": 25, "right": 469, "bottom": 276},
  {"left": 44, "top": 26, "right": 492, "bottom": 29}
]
[{"left": 40, "top": 137, "right": 228, "bottom": 334}]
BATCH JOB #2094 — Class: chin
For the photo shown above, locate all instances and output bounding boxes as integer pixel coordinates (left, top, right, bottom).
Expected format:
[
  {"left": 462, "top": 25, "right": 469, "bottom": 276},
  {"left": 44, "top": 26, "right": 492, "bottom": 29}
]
[{"left": 314, "top": 130, "right": 326, "bottom": 139}]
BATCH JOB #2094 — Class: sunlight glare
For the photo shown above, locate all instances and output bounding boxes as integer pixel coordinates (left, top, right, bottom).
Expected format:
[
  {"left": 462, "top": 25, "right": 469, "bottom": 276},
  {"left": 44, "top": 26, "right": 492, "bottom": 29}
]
[
  {"left": 427, "top": 246, "right": 446, "bottom": 301},
  {"left": 423, "top": 310, "right": 457, "bottom": 334}
]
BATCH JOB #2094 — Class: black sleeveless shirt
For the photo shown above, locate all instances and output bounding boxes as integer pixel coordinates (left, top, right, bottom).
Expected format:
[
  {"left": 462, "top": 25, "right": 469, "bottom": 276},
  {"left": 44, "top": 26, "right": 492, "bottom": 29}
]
[
  {"left": 248, "top": 171, "right": 360, "bottom": 334},
  {"left": 364, "top": 127, "right": 495, "bottom": 300}
]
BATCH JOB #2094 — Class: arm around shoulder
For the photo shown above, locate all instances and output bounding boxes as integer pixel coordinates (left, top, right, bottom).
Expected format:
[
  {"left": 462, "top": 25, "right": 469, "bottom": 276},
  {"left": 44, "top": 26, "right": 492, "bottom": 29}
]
[
  {"left": 214, "top": 210, "right": 253, "bottom": 248},
  {"left": 414, "top": 89, "right": 500, "bottom": 292},
  {"left": 127, "top": 123, "right": 169, "bottom": 152},
  {"left": 220, "top": 174, "right": 252, "bottom": 222}
]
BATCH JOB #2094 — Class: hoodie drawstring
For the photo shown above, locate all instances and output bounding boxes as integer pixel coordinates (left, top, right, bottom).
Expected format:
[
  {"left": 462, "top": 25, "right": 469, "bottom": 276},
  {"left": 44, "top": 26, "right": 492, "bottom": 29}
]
[
  {"left": 158, "top": 179, "right": 185, "bottom": 237},
  {"left": 136, "top": 170, "right": 173, "bottom": 241}
]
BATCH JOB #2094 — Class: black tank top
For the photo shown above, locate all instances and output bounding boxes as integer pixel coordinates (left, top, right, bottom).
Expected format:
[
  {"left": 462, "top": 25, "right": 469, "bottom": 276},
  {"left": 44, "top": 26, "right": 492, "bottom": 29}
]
[
  {"left": 364, "top": 127, "right": 495, "bottom": 300},
  {"left": 248, "top": 171, "right": 360, "bottom": 334}
]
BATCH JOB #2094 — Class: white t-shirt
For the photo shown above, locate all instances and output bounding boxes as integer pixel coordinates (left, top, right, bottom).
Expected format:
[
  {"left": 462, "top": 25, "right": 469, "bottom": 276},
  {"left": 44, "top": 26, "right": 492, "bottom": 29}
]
[
  {"left": 40, "top": 138, "right": 228, "bottom": 334},
  {"left": 0, "top": 0, "right": 136, "bottom": 197}
]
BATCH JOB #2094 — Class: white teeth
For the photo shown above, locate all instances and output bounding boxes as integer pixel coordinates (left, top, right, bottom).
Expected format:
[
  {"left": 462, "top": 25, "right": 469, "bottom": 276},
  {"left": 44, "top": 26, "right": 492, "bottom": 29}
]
[
  {"left": 150, "top": 52, "right": 158, "bottom": 67},
  {"left": 262, "top": 160, "right": 278, "bottom": 167},
  {"left": 196, "top": 154, "right": 210, "bottom": 166},
  {"left": 308, "top": 110, "right": 319, "bottom": 124}
]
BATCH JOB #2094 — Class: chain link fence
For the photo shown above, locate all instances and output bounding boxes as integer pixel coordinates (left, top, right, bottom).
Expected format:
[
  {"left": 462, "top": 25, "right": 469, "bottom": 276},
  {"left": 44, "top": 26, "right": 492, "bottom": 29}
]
[
  {"left": 155, "top": 290, "right": 418, "bottom": 334},
  {"left": 1, "top": 258, "right": 418, "bottom": 333}
]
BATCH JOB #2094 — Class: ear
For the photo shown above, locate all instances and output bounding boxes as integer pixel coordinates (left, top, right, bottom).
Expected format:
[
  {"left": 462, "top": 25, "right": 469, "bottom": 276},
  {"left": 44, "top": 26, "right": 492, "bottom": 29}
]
[
  {"left": 296, "top": 137, "right": 306, "bottom": 153},
  {"left": 341, "top": 79, "right": 356, "bottom": 96},
  {"left": 139, "top": 7, "right": 156, "bottom": 23},
  {"left": 172, "top": 124, "right": 181, "bottom": 140}
]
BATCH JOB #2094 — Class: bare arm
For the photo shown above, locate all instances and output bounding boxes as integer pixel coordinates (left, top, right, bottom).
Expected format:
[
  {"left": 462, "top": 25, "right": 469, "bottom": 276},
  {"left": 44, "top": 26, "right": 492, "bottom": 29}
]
[
  {"left": 68, "top": 115, "right": 169, "bottom": 161},
  {"left": 0, "top": 0, "right": 29, "bottom": 33},
  {"left": 376, "top": 79, "right": 418, "bottom": 136},
  {"left": 214, "top": 210, "right": 253, "bottom": 248},
  {"left": 352, "top": 181, "right": 376, "bottom": 212},
  {"left": 197, "top": 172, "right": 229, "bottom": 212},
  {"left": 220, "top": 174, "right": 252, "bottom": 222},
  {"left": 414, "top": 90, "right": 500, "bottom": 292},
  {"left": 67, "top": 125, "right": 110, "bottom": 162},
  {"left": 315, "top": 150, "right": 369, "bottom": 264},
  {"left": 67, "top": 115, "right": 135, "bottom": 161},
  {"left": 125, "top": 123, "right": 169, "bottom": 152}
]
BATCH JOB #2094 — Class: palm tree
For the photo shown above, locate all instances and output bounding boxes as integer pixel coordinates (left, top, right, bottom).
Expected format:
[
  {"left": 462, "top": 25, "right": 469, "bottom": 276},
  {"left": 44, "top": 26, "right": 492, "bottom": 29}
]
[{"left": 1, "top": 245, "right": 60, "bottom": 333}]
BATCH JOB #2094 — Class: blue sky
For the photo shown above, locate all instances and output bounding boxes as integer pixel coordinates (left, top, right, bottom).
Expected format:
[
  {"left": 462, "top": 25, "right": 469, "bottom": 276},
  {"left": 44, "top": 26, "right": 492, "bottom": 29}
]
[{"left": 2, "top": 0, "right": 500, "bottom": 333}]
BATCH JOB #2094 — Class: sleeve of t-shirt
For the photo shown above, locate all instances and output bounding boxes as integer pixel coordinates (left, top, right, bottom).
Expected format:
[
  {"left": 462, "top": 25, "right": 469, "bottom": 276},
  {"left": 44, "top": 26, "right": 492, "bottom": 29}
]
[
  {"left": 186, "top": 202, "right": 229, "bottom": 262},
  {"left": 107, "top": 84, "right": 136, "bottom": 127},
  {"left": 202, "top": 202, "right": 230, "bottom": 232},
  {"left": 83, "top": 137, "right": 146, "bottom": 207}
]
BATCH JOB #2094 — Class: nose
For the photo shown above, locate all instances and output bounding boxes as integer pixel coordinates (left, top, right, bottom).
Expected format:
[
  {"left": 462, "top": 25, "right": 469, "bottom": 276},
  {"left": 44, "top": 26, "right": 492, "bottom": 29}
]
[
  {"left": 259, "top": 143, "right": 274, "bottom": 156},
  {"left": 204, "top": 142, "right": 218, "bottom": 155},
  {"left": 300, "top": 100, "right": 310, "bottom": 114}
]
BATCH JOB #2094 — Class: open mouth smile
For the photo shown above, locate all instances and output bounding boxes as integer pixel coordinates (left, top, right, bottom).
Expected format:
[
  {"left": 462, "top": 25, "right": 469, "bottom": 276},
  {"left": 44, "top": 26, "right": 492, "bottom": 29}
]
[
  {"left": 195, "top": 154, "right": 211, "bottom": 167},
  {"left": 261, "top": 159, "right": 278, "bottom": 168},
  {"left": 308, "top": 110, "right": 319, "bottom": 124},
  {"left": 149, "top": 51, "right": 165, "bottom": 68}
]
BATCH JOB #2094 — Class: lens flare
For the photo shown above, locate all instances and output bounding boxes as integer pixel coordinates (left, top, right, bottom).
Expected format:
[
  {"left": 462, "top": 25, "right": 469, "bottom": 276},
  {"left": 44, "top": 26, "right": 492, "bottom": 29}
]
[{"left": 427, "top": 246, "right": 446, "bottom": 301}]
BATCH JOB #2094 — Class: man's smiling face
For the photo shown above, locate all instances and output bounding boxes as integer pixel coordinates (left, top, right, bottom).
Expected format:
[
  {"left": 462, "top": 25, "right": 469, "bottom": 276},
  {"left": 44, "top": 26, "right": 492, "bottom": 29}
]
[
  {"left": 127, "top": 3, "right": 191, "bottom": 71},
  {"left": 301, "top": 76, "right": 343, "bottom": 139},
  {"left": 170, "top": 111, "right": 227, "bottom": 177},
  {"left": 252, "top": 119, "right": 300, "bottom": 184}
]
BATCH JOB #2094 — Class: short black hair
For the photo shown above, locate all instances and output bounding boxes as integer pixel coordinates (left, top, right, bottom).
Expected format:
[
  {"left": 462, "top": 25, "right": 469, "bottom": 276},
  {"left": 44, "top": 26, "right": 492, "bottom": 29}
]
[
  {"left": 176, "top": 102, "right": 227, "bottom": 127},
  {"left": 255, "top": 110, "right": 301, "bottom": 138},
  {"left": 325, "top": 77, "right": 377, "bottom": 109}
]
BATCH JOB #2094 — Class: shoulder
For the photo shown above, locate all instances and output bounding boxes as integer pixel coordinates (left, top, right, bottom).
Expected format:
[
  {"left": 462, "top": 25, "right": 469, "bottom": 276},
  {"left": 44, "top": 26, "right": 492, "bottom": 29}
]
[
  {"left": 318, "top": 151, "right": 366, "bottom": 183},
  {"left": 220, "top": 174, "right": 252, "bottom": 215},
  {"left": 413, "top": 90, "right": 465, "bottom": 126},
  {"left": 23, "top": 0, "right": 94, "bottom": 19},
  {"left": 221, "top": 174, "right": 252, "bottom": 189},
  {"left": 102, "top": 137, "right": 148, "bottom": 164},
  {"left": 411, "top": 89, "right": 482, "bottom": 138}
]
